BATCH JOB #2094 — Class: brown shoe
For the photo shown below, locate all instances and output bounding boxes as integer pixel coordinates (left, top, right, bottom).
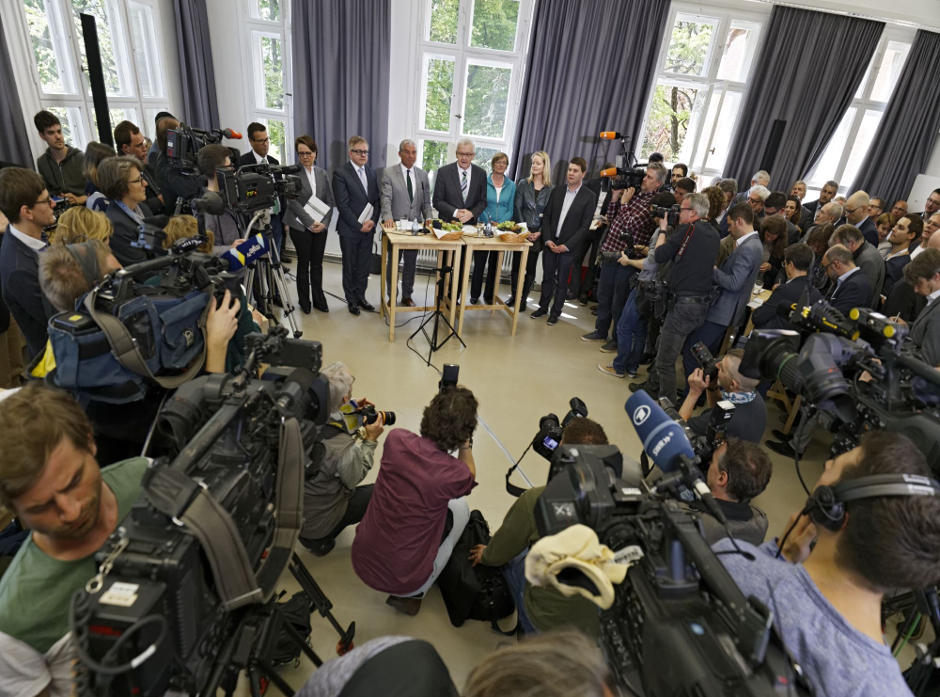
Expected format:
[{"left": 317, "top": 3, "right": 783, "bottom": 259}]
[
  {"left": 386, "top": 595, "right": 422, "bottom": 616},
  {"left": 402, "top": 298, "right": 417, "bottom": 307}
]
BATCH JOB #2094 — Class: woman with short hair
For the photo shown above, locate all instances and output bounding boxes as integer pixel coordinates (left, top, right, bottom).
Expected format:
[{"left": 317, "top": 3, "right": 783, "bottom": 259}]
[
  {"left": 470, "top": 152, "right": 515, "bottom": 305},
  {"left": 98, "top": 155, "right": 151, "bottom": 267},
  {"left": 83, "top": 142, "right": 116, "bottom": 212}
]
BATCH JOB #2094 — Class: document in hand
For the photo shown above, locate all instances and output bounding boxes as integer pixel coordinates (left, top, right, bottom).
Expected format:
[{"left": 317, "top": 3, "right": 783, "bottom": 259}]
[
  {"left": 357, "top": 203, "right": 374, "bottom": 225},
  {"left": 303, "top": 195, "right": 331, "bottom": 223}
]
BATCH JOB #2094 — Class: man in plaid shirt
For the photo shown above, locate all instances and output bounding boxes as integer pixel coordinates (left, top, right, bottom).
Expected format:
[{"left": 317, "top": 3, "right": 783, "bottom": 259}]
[{"left": 582, "top": 162, "right": 666, "bottom": 351}]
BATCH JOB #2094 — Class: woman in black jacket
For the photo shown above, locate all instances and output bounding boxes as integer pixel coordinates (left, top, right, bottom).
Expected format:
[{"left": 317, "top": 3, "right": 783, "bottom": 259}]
[
  {"left": 509, "top": 151, "right": 553, "bottom": 307},
  {"left": 98, "top": 155, "right": 152, "bottom": 267}
]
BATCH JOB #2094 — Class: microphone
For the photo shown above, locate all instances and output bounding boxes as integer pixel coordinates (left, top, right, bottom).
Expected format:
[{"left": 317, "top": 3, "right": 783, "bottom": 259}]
[
  {"left": 221, "top": 128, "right": 242, "bottom": 140},
  {"left": 223, "top": 233, "right": 269, "bottom": 271},
  {"left": 599, "top": 131, "right": 626, "bottom": 140}
]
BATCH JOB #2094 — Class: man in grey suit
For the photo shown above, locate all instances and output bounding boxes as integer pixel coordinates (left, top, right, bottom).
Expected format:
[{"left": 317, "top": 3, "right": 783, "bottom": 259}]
[
  {"left": 682, "top": 202, "right": 763, "bottom": 380},
  {"left": 381, "top": 139, "right": 432, "bottom": 307},
  {"left": 904, "top": 249, "right": 940, "bottom": 366},
  {"left": 829, "top": 223, "right": 884, "bottom": 309}
]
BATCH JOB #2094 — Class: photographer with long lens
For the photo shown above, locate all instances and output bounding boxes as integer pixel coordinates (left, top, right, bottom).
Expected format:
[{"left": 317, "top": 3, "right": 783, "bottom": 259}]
[
  {"left": 299, "top": 362, "right": 382, "bottom": 557},
  {"left": 0, "top": 385, "right": 150, "bottom": 697},
  {"left": 715, "top": 432, "right": 940, "bottom": 696},
  {"left": 630, "top": 193, "right": 720, "bottom": 403}
]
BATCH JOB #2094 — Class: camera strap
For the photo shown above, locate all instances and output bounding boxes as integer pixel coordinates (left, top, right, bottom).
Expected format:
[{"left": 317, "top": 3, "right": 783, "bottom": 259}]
[{"left": 674, "top": 223, "right": 696, "bottom": 261}]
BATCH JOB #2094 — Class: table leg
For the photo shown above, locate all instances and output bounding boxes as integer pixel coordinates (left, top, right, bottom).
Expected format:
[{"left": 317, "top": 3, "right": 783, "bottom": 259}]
[
  {"left": 494, "top": 251, "right": 505, "bottom": 314},
  {"left": 458, "top": 245, "right": 473, "bottom": 337},
  {"left": 389, "top": 244, "right": 400, "bottom": 342},
  {"left": 380, "top": 234, "right": 388, "bottom": 320},
  {"left": 447, "top": 249, "right": 460, "bottom": 329},
  {"left": 512, "top": 246, "right": 529, "bottom": 336}
]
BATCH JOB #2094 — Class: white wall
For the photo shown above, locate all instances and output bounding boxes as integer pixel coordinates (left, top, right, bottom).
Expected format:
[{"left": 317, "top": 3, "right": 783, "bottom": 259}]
[{"left": 204, "top": 0, "right": 253, "bottom": 156}]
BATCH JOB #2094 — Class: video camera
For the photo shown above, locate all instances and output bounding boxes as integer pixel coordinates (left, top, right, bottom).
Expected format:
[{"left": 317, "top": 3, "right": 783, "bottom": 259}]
[
  {"left": 216, "top": 161, "right": 303, "bottom": 214},
  {"left": 69, "top": 326, "right": 335, "bottom": 696},
  {"left": 533, "top": 397, "right": 588, "bottom": 460},
  {"left": 740, "top": 291, "right": 940, "bottom": 462},
  {"left": 166, "top": 123, "right": 242, "bottom": 173},
  {"left": 534, "top": 438, "right": 812, "bottom": 695},
  {"left": 599, "top": 130, "right": 647, "bottom": 191}
]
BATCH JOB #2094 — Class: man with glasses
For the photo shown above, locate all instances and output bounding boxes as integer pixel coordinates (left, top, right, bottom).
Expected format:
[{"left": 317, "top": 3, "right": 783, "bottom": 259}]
[
  {"left": 629, "top": 193, "right": 720, "bottom": 403},
  {"left": 333, "top": 135, "right": 381, "bottom": 315},
  {"left": 241, "top": 122, "right": 286, "bottom": 261},
  {"left": 918, "top": 188, "right": 940, "bottom": 221},
  {"left": 914, "top": 213, "right": 940, "bottom": 257},
  {"left": 867, "top": 197, "right": 885, "bottom": 221},
  {"left": 0, "top": 167, "right": 55, "bottom": 359},
  {"left": 842, "top": 190, "right": 879, "bottom": 247},
  {"left": 802, "top": 180, "right": 838, "bottom": 231}
]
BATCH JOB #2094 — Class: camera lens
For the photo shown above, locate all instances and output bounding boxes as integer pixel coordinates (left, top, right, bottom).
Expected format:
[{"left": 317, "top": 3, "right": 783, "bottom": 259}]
[{"left": 378, "top": 411, "right": 396, "bottom": 426}]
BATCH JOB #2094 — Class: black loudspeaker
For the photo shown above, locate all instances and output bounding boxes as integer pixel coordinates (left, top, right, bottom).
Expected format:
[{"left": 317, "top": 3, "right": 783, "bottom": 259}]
[
  {"left": 80, "top": 13, "right": 113, "bottom": 147},
  {"left": 759, "top": 119, "right": 787, "bottom": 174}
]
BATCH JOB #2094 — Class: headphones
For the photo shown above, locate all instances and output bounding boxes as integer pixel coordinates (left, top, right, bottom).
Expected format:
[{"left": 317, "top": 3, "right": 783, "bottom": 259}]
[
  {"left": 804, "top": 473, "right": 940, "bottom": 531},
  {"left": 65, "top": 242, "right": 103, "bottom": 288}
]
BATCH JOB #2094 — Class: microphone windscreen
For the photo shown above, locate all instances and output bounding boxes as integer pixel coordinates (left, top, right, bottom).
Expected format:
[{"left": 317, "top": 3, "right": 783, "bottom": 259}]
[
  {"left": 599, "top": 131, "right": 621, "bottom": 140},
  {"left": 224, "top": 128, "right": 243, "bottom": 139},
  {"left": 600, "top": 167, "right": 618, "bottom": 178},
  {"left": 625, "top": 390, "right": 694, "bottom": 473}
]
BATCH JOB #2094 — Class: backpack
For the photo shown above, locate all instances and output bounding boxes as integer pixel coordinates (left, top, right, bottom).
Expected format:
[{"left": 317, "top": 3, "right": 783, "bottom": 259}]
[
  {"left": 269, "top": 590, "right": 314, "bottom": 667},
  {"left": 437, "top": 510, "right": 517, "bottom": 635}
]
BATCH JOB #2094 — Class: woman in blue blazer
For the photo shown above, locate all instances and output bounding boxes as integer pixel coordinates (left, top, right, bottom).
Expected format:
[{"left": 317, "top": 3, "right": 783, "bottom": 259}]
[{"left": 471, "top": 152, "right": 516, "bottom": 304}]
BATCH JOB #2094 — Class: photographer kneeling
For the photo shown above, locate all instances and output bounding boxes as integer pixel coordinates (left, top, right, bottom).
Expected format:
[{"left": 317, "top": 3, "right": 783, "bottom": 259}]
[
  {"left": 679, "top": 347, "right": 767, "bottom": 444},
  {"left": 0, "top": 384, "right": 149, "bottom": 696},
  {"left": 299, "top": 362, "right": 381, "bottom": 557},
  {"left": 352, "top": 387, "right": 478, "bottom": 616}
]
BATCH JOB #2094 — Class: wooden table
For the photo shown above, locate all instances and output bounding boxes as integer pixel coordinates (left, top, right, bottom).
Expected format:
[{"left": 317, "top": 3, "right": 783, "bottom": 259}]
[
  {"left": 379, "top": 228, "right": 463, "bottom": 342},
  {"left": 457, "top": 235, "right": 533, "bottom": 337}
]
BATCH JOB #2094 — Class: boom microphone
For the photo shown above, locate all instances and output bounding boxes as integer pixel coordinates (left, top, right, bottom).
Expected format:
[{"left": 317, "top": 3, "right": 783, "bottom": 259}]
[
  {"left": 221, "top": 128, "right": 242, "bottom": 140},
  {"left": 626, "top": 391, "right": 695, "bottom": 473},
  {"left": 599, "top": 131, "right": 626, "bottom": 140}
]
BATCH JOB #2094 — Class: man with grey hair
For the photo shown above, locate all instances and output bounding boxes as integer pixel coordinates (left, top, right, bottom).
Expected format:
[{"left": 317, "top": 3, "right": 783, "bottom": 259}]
[
  {"left": 802, "top": 179, "right": 839, "bottom": 230},
  {"left": 630, "top": 192, "right": 720, "bottom": 403},
  {"left": 381, "top": 139, "right": 432, "bottom": 306},
  {"left": 799, "top": 200, "right": 844, "bottom": 243},
  {"left": 746, "top": 184, "right": 770, "bottom": 216},
  {"left": 843, "top": 190, "right": 878, "bottom": 247},
  {"left": 790, "top": 180, "right": 807, "bottom": 202},
  {"left": 829, "top": 223, "right": 884, "bottom": 308},
  {"left": 299, "top": 362, "right": 383, "bottom": 557},
  {"left": 732, "top": 170, "right": 771, "bottom": 205}
]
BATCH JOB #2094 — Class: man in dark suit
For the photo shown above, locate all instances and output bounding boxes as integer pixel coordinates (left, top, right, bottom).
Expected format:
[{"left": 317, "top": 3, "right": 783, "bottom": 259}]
[
  {"left": 432, "top": 138, "right": 487, "bottom": 300},
  {"left": 752, "top": 243, "right": 822, "bottom": 331},
  {"left": 802, "top": 180, "right": 838, "bottom": 231},
  {"left": 333, "top": 135, "right": 381, "bottom": 315},
  {"left": 843, "top": 191, "right": 879, "bottom": 247},
  {"left": 571, "top": 167, "right": 613, "bottom": 303},
  {"left": 919, "top": 188, "right": 940, "bottom": 221},
  {"left": 530, "top": 157, "right": 595, "bottom": 325},
  {"left": 830, "top": 223, "right": 884, "bottom": 309},
  {"left": 241, "top": 122, "right": 286, "bottom": 259},
  {"left": 0, "top": 168, "right": 55, "bottom": 359},
  {"left": 823, "top": 245, "right": 873, "bottom": 315},
  {"left": 902, "top": 249, "right": 940, "bottom": 366}
]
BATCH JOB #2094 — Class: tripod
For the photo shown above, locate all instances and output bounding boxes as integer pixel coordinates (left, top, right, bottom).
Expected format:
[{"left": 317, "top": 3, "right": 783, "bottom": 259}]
[
  {"left": 242, "top": 209, "right": 303, "bottom": 338},
  {"left": 409, "top": 259, "right": 465, "bottom": 365},
  {"left": 205, "top": 553, "right": 356, "bottom": 697}
]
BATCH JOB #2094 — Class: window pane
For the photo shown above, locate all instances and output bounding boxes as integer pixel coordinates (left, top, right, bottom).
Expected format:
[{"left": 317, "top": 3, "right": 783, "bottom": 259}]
[
  {"left": 260, "top": 35, "right": 284, "bottom": 110},
  {"left": 128, "top": 2, "right": 164, "bottom": 99},
  {"left": 261, "top": 118, "right": 286, "bottom": 163},
  {"left": 473, "top": 146, "right": 501, "bottom": 174},
  {"left": 45, "top": 106, "right": 86, "bottom": 149},
  {"left": 24, "top": 0, "right": 69, "bottom": 93},
  {"left": 716, "top": 25, "right": 755, "bottom": 82},
  {"left": 144, "top": 107, "right": 169, "bottom": 138},
  {"left": 807, "top": 107, "right": 856, "bottom": 186},
  {"left": 429, "top": 0, "right": 459, "bottom": 44},
  {"left": 642, "top": 83, "right": 700, "bottom": 161},
  {"left": 71, "top": 0, "right": 129, "bottom": 97},
  {"left": 462, "top": 62, "right": 511, "bottom": 139},
  {"left": 252, "top": 0, "right": 280, "bottom": 21},
  {"left": 702, "top": 91, "right": 742, "bottom": 173},
  {"left": 423, "top": 56, "right": 455, "bottom": 132},
  {"left": 841, "top": 110, "right": 883, "bottom": 188},
  {"left": 422, "top": 139, "right": 450, "bottom": 179},
  {"left": 470, "top": 0, "right": 520, "bottom": 52},
  {"left": 90, "top": 107, "right": 137, "bottom": 141},
  {"left": 870, "top": 41, "right": 910, "bottom": 102},
  {"left": 663, "top": 17, "right": 716, "bottom": 77}
]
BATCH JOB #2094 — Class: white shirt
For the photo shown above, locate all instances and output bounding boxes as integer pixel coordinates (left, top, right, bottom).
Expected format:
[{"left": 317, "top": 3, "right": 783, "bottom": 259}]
[
  {"left": 493, "top": 181, "right": 504, "bottom": 204},
  {"left": 912, "top": 244, "right": 927, "bottom": 259},
  {"left": 400, "top": 163, "right": 416, "bottom": 184},
  {"left": 556, "top": 184, "right": 582, "bottom": 239},
  {"left": 8, "top": 224, "right": 46, "bottom": 251},
  {"left": 253, "top": 150, "right": 268, "bottom": 165},
  {"left": 927, "top": 288, "right": 940, "bottom": 306},
  {"left": 836, "top": 266, "right": 861, "bottom": 287},
  {"left": 303, "top": 165, "right": 317, "bottom": 199},
  {"left": 736, "top": 230, "right": 759, "bottom": 247}
]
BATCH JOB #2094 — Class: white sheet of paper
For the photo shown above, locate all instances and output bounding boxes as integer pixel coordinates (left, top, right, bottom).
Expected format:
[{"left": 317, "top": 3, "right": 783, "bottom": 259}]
[
  {"left": 462, "top": 224, "right": 477, "bottom": 235},
  {"left": 433, "top": 227, "right": 450, "bottom": 239},
  {"left": 303, "top": 195, "right": 330, "bottom": 223},
  {"left": 357, "top": 203, "right": 374, "bottom": 225}
]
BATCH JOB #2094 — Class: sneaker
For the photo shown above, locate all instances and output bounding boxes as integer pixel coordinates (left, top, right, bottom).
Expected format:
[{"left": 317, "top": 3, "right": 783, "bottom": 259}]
[
  {"left": 597, "top": 363, "right": 625, "bottom": 378},
  {"left": 386, "top": 595, "right": 423, "bottom": 616},
  {"left": 581, "top": 330, "right": 606, "bottom": 342},
  {"left": 546, "top": 315, "right": 559, "bottom": 326},
  {"left": 531, "top": 308, "right": 548, "bottom": 319},
  {"left": 579, "top": 295, "right": 588, "bottom": 306},
  {"left": 599, "top": 340, "right": 618, "bottom": 353},
  {"left": 624, "top": 367, "right": 638, "bottom": 378}
]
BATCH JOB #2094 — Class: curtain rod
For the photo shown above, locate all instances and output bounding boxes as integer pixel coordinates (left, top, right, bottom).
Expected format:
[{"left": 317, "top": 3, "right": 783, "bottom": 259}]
[{"left": 743, "top": 0, "right": 940, "bottom": 32}]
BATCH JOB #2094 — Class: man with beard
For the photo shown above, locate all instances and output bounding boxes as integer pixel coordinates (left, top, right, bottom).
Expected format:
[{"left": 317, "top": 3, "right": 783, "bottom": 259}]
[{"left": 0, "top": 385, "right": 148, "bottom": 696}]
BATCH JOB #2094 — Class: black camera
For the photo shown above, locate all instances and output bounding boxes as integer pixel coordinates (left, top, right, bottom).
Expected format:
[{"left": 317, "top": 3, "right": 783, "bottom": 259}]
[
  {"left": 359, "top": 404, "right": 396, "bottom": 426},
  {"left": 216, "top": 162, "right": 303, "bottom": 214},
  {"left": 654, "top": 396, "right": 734, "bottom": 475},
  {"left": 439, "top": 363, "right": 459, "bottom": 392},
  {"left": 533, "top": 397, "right": 587, "bottom": 459},
  {"left": 598, "top": 250, "right": 623, "bottom": 264},
  {"left": 607, "top": 166, "right": 646, "bottom": 191},
  {"left": 652, "top": 203, "right": 680, "bottom": 228},
  {"left": 166, "top": 124, "right": 241, "bottom": 173},
  {"left": 691, "top": 341, "right": 720, "bottom": 385}
]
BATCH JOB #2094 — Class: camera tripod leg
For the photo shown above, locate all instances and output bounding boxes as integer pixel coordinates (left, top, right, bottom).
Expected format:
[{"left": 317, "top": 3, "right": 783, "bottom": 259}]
[
  {"left": 290, "top": 553, "right": 356, "bottom": 653},
  {"left": 248, "top": 665, "right": 264, "bottom": 697},
  {"left": 254, "top": 657, "right": 297, "bottom": 697},
  {"left": 275, "top": 605, "right": 324, "bottom": 667},
  {"left": 269, "top": 261, "right": 302, "bottom": 339}
]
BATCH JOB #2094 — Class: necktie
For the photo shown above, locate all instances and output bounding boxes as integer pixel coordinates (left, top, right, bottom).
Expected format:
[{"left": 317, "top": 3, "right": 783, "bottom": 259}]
[
  {"left": 461, "top": 169, "right": 468, "bottom": 203},
  {"left": 407, "top": 170, "right": 414, "bottom": 203},
  {"left": 358, "top": 167, "right": 368, "bottom": 192}
]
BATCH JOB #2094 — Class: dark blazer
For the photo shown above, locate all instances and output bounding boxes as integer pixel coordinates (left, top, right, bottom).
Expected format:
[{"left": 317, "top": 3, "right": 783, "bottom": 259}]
[
  {"left": 883, "top": 277, "right": 926, "bottom": 323},
  {"left": 332, "top": 161, "right": 380, "bottom": 238},
  {"left": 239, "top": 151, "right": 279, "bottom": 168},
  {"left": 883, "top": 252, "right": 911, "bottom": 297},
  {"left": 0, "top": 227, "right": 47, "bottom": 357},
  {"left": 540, "top": 184, "right": 596, "bottom": 254},
  {"left": 827, "top": 268, "right": 873, "bottom": 316},
  {"left": 106, "top": 201, "right": 152, "bottom": 267},
  {"left": 752, "top": 276, "right": 822, "bottom": 331},
  {"left": 283, "top": 165, "right": 335, "bottom": 232},
  {"left": 858, "top": 216, "right": 879, "bottom": 247},
  {"left": 910, "top": 296, "right": 940, "bottom": 366},
  {"left": 432, "top": 162, "right": 487, "bottom": 223}
]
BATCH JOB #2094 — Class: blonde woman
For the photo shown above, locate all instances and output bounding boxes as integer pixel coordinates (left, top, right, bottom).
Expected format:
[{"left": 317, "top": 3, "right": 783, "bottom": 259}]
[
  {"left": 162, "top": 215, "right": 214, "bottom": 254},
  {"left": 509, "top": 150, "right": 553, "bottom": 307},
  {"left": 48, "top": 206, "right": 113, "bottom": 245}
]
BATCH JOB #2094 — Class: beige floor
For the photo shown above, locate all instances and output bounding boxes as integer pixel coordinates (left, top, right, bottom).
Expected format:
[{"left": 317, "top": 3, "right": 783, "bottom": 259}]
[{"left": 270, "top": 259, "right": 884, "bottom": 691}]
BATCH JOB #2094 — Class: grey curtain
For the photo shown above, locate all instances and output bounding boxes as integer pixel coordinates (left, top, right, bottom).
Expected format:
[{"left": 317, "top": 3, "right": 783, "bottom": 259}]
[
  {"left": 172, "top": 0, "right": 219, "bottom": 129},
  {"left": 509, "top": 0, "right": 671, "bottom": 182},
  {"left": 292, "top": 0, "right": 391, "bottom": 173},
  {"left": 0, "top": 12, "right": 32, "bottom": 167},
  {"left": 723, "top": 6, "right": 883, "bottom": 191},
  {"left": 851, "top": 30, "right": 940, "bottom": 204}
]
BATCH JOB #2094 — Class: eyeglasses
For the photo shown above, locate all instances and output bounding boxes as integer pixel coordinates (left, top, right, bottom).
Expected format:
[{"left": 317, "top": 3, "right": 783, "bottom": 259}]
[
  {"left": 843, "top": 206, "right": 859, "bottom": 215},
  {"left": 350, "top": 149, "right": 369, "bottom": 155},
  {"left": 456, "top": 151, "right": 474, "bottom": 158},
  {"left": 33, "top": 197, "right": 54, "bottom": 207},
  {"left": 251, "top": 138, "right": 270, "bottom": 144},
  {"left": 128, "top": 176, "right": 144, "bottom": 185}
]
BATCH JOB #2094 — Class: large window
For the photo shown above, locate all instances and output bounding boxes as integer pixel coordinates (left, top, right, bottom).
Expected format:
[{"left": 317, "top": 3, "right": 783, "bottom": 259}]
[
  {"left": 246, "top": 0, "right": 292, "bottom": 164},
  {"left": 20, "top": 0, "right": 171, "bottom": 149},
  {"left": 640, "top": 5, "right": 766, "bottom": 179},
  {"left": 805, "top": 30, "right": 913, "bottom": 196},
  {"left": 416, "top": 0, "right": 534, "bottom": 182}
]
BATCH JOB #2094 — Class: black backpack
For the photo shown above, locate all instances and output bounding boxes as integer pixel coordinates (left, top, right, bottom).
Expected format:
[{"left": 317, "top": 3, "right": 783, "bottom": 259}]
[
  {"left": 437, "top": 510, "right": 517, "bottom": 635},
  {"left": 269, "top": 590, "right": 314, "bottom": 667}
]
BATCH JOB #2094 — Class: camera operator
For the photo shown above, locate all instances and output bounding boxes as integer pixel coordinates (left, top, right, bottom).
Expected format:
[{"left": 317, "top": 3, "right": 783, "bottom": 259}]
[
  {"left": 299, "top": 362, "right": 381, "bottom": 557},
  {"left": 197, "top": 144, "right": 248, "bottom": 257},
  {"left": 154, "top": 116, "right": 203, "bottom": 211},
  {"left": 0, "top": 384, "right": 150, "bottom": 697},
  {"left": 631, "top": 193, "right": 720, "bottom": 403},
  {"left": 468, "top": 418, "right": 609, "bottom": 637},
  {"left": 680, "top": 438, "right": 771, "bottom": 545},
  {"left": 680, "top": 347, "right": 767, "bottom": 444},
  {"left": 750, "top": 243, "right": 822, "bottom": 331},
  {"left": 352, "top": 386, "right": 478, "bottom": 616},
  {"left": 715, "top": 432, "right": 940, "bottom": 696},
  {"left": 902, "top": 248, "right": 940, "bottom": 366}
]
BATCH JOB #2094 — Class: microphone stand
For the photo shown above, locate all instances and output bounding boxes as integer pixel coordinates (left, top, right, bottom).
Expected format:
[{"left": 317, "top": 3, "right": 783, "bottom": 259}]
[{"left": 409, "top": 260, "right": 465, "bottom": 366}]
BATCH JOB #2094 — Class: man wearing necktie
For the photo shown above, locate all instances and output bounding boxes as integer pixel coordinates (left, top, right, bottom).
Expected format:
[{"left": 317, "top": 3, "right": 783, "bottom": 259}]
[
  {"left": 333, "top": 135, "right": 381, "bottom": 315},
  {"left": 240, "top": 123, "right": 286, "bottom": 266},
  {"left": 381, "top": 140, "right": 432, "bottom": 307}
]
